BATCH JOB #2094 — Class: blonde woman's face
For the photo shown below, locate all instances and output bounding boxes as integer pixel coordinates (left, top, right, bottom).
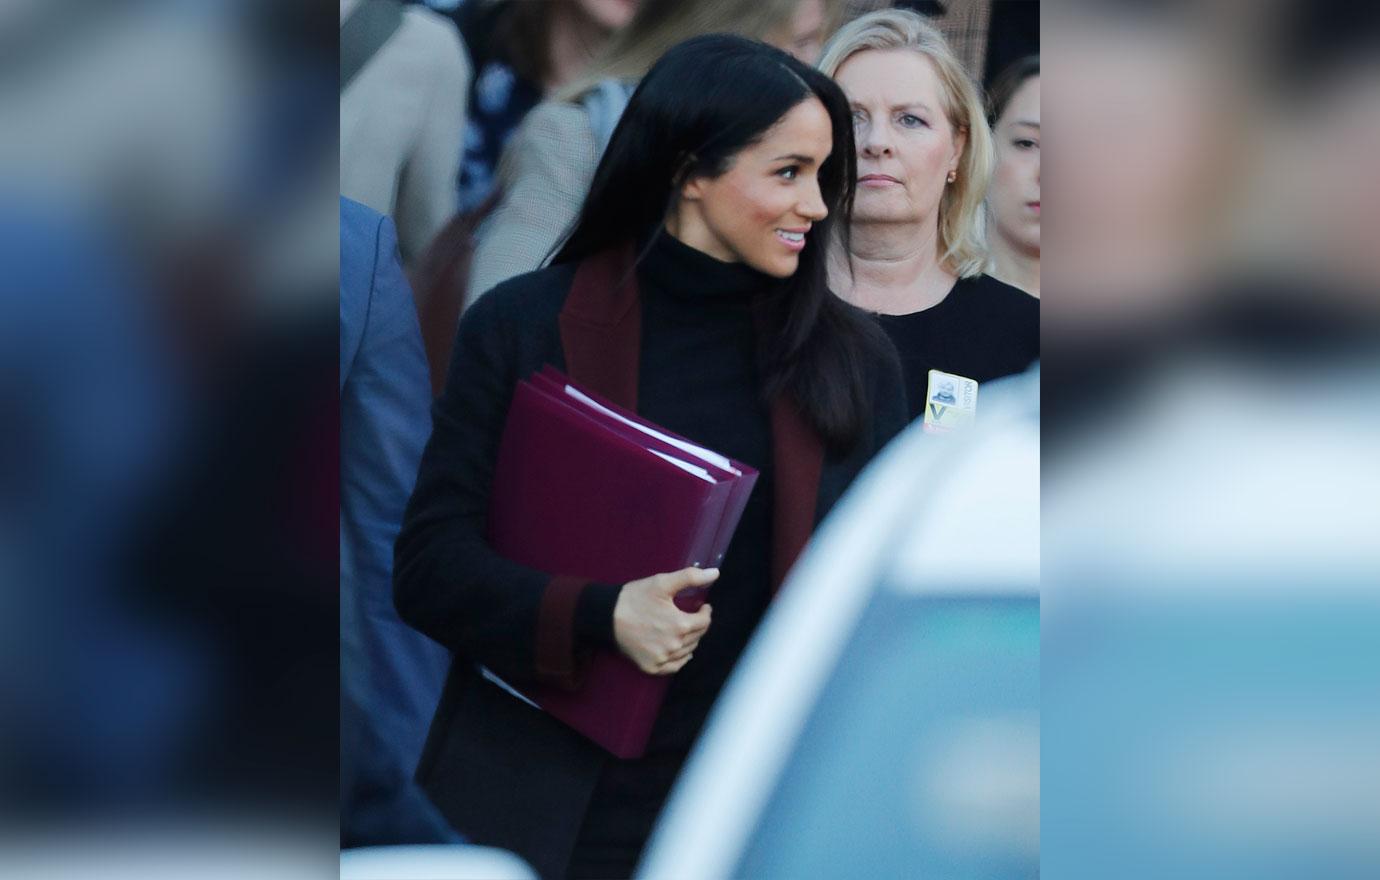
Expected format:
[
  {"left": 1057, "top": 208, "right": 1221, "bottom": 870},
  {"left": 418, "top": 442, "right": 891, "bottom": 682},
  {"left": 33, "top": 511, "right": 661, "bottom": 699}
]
[
  {"left": 989, "top": 75, "right": 1040, "bottom": 255},
  {"left": 835, "top": 49, "right": 965, "bottom": 228}
]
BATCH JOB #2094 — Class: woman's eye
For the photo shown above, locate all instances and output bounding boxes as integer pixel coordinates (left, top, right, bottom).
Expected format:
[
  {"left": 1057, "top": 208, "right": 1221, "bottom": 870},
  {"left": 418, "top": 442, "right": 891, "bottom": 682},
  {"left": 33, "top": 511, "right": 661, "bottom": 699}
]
[
  {"left": 850, "top": 109, "right": 866, "bottom": 126},
  {"left": 777, "top": 166, "right": 799, "bottom": 180},
  {"left": 1014, "top": 138, "right": 1039, "bottom": 150},
  {"left": 898, "top": 113, "right": 927, "bottom": 128}
]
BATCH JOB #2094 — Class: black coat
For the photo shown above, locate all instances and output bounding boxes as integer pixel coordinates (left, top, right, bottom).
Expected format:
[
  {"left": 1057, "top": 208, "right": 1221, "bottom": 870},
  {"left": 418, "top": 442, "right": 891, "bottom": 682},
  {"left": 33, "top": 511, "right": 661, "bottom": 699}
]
[{"left": 394, "top": 243, "right": 906, "bottom": 878}]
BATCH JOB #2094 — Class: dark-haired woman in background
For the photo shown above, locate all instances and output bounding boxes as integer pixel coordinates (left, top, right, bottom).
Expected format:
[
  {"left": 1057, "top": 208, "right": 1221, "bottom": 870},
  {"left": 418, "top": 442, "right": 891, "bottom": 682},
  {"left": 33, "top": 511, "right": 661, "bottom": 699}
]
[
  {"left": 442, "top": 0, "right": 642, "bottom": 214},
  {"left": 986, "top": 55, "right": 1040, "bottom": 297},
  {"left": 395, "top": 34, "right": 905, "bottom": 880}
]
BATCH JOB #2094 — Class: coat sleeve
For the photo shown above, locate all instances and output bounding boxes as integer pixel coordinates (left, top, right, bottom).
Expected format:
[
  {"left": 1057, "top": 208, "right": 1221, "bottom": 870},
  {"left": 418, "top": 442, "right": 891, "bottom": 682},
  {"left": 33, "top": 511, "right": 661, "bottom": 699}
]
[
  {"left": 393, "top": 282, "right": 621, "bottom": 690},
  {"left": 465, "top": 101, "right": 597, "bottom": 303},
  {"left": 394, "top": 9, "right": 469, "bottom": 265}
]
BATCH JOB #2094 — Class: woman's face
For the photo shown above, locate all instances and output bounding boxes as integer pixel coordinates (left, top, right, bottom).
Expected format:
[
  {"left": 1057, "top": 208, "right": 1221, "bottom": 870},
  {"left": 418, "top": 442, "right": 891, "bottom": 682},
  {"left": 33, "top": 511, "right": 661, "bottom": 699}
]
[
  {"left": 834, "top": 49, "right": 965, "bottom": 227},
  {"left": 572, "top": 0, "right": 640, "bottom": 32},
  {"left": 767, "top": 0, "right": 828, "bottom": 66},
  {"left": 676, "top": 97, "right": 833, "bottom": 278},
  {"left": 989, "top": 75, "right": 1041, "bottom": 256}
]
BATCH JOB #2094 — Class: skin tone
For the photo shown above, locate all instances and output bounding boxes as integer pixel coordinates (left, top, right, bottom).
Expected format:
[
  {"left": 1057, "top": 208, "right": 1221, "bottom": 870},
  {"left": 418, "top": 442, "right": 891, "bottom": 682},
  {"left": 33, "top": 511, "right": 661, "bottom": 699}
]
[
  {"left": 545, "top": 0, "right": 641, "bottom": 91},
  {"left": 614, "top": 96, "right": 835, "bottom": 674},
  {"left": 615, "top": 567, "right": 717, "bottom": 675},
  {"left": 1055, "top": 30, "right": 1223, "bottom": 328},
  {"left": 769, "top": 0, "right": 829, "bottom": 66},
  {"left": 827, "top": 49, "right": 967, "bottom": 315},
  {"left": 988, "top": 75, "right": 1040, "bottom": 297},
  {"left": 665, "top": 96, "right": 833, "bottom": 278}
]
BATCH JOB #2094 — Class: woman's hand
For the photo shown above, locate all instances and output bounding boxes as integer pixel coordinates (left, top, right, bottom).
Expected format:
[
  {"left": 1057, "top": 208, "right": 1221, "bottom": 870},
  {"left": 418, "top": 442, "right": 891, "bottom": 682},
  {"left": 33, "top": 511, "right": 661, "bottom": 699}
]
[{"left": 613, "top": 567, "right": 717, "bottom": 675}]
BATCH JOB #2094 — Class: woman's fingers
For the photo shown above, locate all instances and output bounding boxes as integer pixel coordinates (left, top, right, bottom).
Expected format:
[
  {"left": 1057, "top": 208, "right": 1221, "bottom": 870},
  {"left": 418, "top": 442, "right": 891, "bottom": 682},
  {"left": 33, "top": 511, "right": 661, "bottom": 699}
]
[
  {"left": 664, "top": 641, "right": 696, "bottom": 664},
  {"left": 655, "top": 566, "right": 719, "bottom": 597},
  {"left": 657, "top": 652, "right": 693, "bottom": 675}
]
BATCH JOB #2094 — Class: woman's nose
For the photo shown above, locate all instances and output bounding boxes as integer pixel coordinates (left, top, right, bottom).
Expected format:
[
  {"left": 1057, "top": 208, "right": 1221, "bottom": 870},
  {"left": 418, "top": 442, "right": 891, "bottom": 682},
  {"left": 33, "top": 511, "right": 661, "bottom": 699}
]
[
  {"left": 798, "top": 182, "right": 828, "bottom": 221},
  {"left": 858, "top": 123, "right": 893, "bottom": 158}
]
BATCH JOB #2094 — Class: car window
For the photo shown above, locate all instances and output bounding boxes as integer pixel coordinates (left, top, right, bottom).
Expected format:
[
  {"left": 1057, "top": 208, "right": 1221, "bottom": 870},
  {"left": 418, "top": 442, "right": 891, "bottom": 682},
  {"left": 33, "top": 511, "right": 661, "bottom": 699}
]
[{"left": 732, "top": 592, "right": 1039, "bottom": 879}]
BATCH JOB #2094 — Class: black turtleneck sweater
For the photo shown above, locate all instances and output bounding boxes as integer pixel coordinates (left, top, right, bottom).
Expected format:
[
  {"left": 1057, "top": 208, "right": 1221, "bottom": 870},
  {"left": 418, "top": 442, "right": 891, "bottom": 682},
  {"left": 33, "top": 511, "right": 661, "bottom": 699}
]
[
  {"left": 537, "top": 233, "right": 776, "bottom": 750},
  {"left": 630, "top": 233, "right": 776, "bottom": 749},
  {"left": 560, "top": 233, "right": 782, "bottom": 877}
]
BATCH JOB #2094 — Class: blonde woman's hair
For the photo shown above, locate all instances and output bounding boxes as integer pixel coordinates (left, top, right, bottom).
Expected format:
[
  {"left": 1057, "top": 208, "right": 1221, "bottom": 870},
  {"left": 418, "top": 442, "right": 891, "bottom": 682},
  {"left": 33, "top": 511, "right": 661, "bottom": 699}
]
[
  {"left": 555, "top": 0, "right": 844, "bottom": 103},
  {"left": 817, "top": 8, "right": 994, "bottom": 277}
]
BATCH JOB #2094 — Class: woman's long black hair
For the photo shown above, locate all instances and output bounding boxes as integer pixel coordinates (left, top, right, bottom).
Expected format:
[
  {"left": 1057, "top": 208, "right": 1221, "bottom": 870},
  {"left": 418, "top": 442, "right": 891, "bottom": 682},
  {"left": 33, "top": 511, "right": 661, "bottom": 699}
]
[{"left": 552, "top": 33, "right": 889, "bottom": 454}]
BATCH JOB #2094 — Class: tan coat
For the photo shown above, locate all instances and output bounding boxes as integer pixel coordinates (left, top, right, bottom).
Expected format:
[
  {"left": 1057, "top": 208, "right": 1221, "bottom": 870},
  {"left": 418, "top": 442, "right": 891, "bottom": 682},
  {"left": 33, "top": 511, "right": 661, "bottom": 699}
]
[
  {"left": 340, "top": 0, "right": 471, "bottom": 265},
  {"left": 466, "top": 100, "right": 598, "bottom": 303}
]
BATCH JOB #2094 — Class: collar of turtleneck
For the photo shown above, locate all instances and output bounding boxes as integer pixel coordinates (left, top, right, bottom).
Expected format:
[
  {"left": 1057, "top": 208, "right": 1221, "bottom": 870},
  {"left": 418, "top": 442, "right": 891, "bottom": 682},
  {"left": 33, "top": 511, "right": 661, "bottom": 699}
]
[{"left": 635, "top": 229, "right": 779, "bottom": 302}]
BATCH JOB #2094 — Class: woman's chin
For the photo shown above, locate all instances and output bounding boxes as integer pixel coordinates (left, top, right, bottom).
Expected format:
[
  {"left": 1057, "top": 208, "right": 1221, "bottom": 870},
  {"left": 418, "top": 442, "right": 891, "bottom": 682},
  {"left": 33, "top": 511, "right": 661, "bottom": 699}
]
[
  {"left": 851, "top": 201, "right": 924, "bottom": 226},
  {"left": 754, "top": 255, "right": 801, "bottom": 278}
]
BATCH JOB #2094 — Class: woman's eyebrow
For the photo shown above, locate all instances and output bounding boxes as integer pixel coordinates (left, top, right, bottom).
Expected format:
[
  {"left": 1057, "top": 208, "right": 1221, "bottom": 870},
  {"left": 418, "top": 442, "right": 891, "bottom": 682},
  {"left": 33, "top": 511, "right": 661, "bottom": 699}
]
[
  {"left": 771, "top": 153, "right": 818, "bottom": 165},
  {"left": 848, "top": 101, "right": 933, "bottom": 113}
]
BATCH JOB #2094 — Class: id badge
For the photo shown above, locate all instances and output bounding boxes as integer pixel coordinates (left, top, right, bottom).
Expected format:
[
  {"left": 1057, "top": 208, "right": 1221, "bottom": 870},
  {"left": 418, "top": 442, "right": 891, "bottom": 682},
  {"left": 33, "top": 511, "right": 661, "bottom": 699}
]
[{"left": 922, "top": 369, "right": 978, "bottom": 433}]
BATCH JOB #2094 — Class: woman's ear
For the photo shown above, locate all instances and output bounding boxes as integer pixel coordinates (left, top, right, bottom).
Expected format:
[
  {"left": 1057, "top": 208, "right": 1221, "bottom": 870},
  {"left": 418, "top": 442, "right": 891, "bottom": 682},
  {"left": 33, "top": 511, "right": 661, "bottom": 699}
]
[
  {"left": 680, "top": 175, "right": 706, "bottom": 202},
  {"left": 951, "top": 124, "right": 969, "bottom": 170},
  {"left": 674, "top": 154, "right": 702, "bottom": 201}
]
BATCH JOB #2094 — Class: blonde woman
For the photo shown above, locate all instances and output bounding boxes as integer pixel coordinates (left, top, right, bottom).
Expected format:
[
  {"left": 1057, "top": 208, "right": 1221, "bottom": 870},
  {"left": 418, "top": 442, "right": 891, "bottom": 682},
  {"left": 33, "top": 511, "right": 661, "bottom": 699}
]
[
  {"left": 466, "top": 0, "right": 838, "bottom": 303},
  {"left": 819, "top": 9, "right": 1038, "bottom": 423}
]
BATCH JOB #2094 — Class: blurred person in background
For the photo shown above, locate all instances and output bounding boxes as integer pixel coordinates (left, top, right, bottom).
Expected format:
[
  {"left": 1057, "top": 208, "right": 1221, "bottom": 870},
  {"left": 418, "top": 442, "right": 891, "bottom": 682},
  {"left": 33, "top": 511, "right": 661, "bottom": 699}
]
[
  {"left": 1049, "top": 12, "right": 1234, "bottom": 337},
  {"left": 339, "top": 197, "right": 457, "bottom": 847},
  {"left": 0, "top": 204, "right": 193, "bottom": 808},
  {"left": 340, "top": 0, "right": 471, "bottom": 267},
  {"left": 432, "top": 0, "right": 643, "bottom": 216},
  {"left": 984, "top": 55, "right": 1039, "bottom": 296},
  {"left": 1233, "top": 4, "right": 1380, "bottom": 321},
  {"left": 408, "top": 0, "right": 641, "bottom": 395},
  {"left": 1040, "top": 8, "right": 1243, "bottom": 439},
  {"left": 0, "top": 0, "right": 340, "bottom": 816},
  {"left": 819, "top": 8, "right": 1037, "bottom": 423},
  {"left": 464, "top": 0, "right": 840, "bottom": 304},
  {"left": 394, "top": 35, "right": 904, "bottom": 878}
]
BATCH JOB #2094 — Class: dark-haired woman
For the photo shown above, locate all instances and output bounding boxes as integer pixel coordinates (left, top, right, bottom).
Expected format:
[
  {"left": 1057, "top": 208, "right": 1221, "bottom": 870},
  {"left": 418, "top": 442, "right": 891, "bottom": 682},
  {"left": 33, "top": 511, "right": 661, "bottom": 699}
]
[
  {"left": 986, "top": 55, "right": 1040, "bottom": 297},
  {"left": 395, "top": 34, "right": 905, "bottom": 880}
]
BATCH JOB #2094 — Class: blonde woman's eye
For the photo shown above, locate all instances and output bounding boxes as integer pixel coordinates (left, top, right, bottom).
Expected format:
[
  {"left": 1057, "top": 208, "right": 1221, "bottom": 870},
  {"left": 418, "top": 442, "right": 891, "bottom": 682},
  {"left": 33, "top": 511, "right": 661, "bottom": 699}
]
[
  {"left": 1014, "top": 138, "right": 1038, "bottom": 150},
  {"left": 898, "top": 113, "right": 927, "bottom": 128}
]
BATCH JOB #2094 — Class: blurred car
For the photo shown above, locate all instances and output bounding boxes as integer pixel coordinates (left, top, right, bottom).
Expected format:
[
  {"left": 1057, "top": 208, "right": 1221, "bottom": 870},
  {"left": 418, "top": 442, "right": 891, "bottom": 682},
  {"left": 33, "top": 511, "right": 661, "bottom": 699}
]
[
  {"left": 340, "top": 843, "right": 535, "bottom": 880},
  {"left": 638, "top": 367, "right": 1040, "bottom": 880}
]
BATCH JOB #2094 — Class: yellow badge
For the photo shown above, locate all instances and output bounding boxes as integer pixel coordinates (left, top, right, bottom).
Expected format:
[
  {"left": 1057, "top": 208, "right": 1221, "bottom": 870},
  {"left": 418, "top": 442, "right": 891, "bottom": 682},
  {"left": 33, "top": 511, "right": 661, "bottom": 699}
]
[{"left": 922, "top": 369, "right": 978, "bottom": 433}]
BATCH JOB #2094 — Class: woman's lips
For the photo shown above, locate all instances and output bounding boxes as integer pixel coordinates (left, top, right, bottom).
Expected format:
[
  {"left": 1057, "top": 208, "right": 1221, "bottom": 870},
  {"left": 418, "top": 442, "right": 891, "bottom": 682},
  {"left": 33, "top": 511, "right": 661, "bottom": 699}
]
[
  {"left": 859, "top": 174, "right": 902, "bottom": 188},
  {"left": 775, "top": 228, "right": 808, "bottom": 252},
  {"left": 1028, "top": 201, "right": 1041, "bottom": 215}
]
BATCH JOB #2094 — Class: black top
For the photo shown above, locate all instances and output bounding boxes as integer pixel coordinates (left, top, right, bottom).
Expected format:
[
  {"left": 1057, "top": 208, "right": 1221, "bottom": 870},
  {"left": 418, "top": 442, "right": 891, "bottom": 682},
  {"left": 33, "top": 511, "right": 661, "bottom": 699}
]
[
  {"left": 394, "top": 230, "right": 907, "bottom": 879},
  {"left": 631, "top": 232, "right": 778, "bottom": 750},
  {"left": 566, "top": 234, "right": 783, "bottom": 878},
  {"left": 875, "top": 273, "right": 1040, "bottom": 421}
]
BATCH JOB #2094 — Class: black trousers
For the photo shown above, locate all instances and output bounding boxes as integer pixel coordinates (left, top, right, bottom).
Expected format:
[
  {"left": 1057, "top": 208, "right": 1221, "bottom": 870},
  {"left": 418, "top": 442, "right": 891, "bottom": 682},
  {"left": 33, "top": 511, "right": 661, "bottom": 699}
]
[{"left": 565, "top": 748, "right": 689, "bottom": 879}]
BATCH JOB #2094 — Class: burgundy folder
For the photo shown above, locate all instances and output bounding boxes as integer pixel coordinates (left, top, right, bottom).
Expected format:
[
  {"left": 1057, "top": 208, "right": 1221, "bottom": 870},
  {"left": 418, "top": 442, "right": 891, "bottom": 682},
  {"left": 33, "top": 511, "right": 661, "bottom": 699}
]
[{"left": 486, "top": 369, "right": 759, "bottom": 758}]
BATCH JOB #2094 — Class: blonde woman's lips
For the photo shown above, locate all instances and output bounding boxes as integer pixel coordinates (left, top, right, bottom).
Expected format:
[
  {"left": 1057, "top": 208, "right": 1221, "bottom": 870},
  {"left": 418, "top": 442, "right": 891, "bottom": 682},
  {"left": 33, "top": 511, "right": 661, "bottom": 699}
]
[{"left": 859, "top": 174, "right": 902, "bottom": 187}]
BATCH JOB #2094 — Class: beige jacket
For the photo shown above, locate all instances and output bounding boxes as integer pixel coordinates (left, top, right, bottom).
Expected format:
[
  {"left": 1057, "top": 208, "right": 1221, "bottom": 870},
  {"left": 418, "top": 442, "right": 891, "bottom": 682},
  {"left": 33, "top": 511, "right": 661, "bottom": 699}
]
[
  {"left": 466, "top": 100, "right": 598, "bottom": 303},
  {"left": 340, "top": 0, "right": 471, "bottom": 265}
]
